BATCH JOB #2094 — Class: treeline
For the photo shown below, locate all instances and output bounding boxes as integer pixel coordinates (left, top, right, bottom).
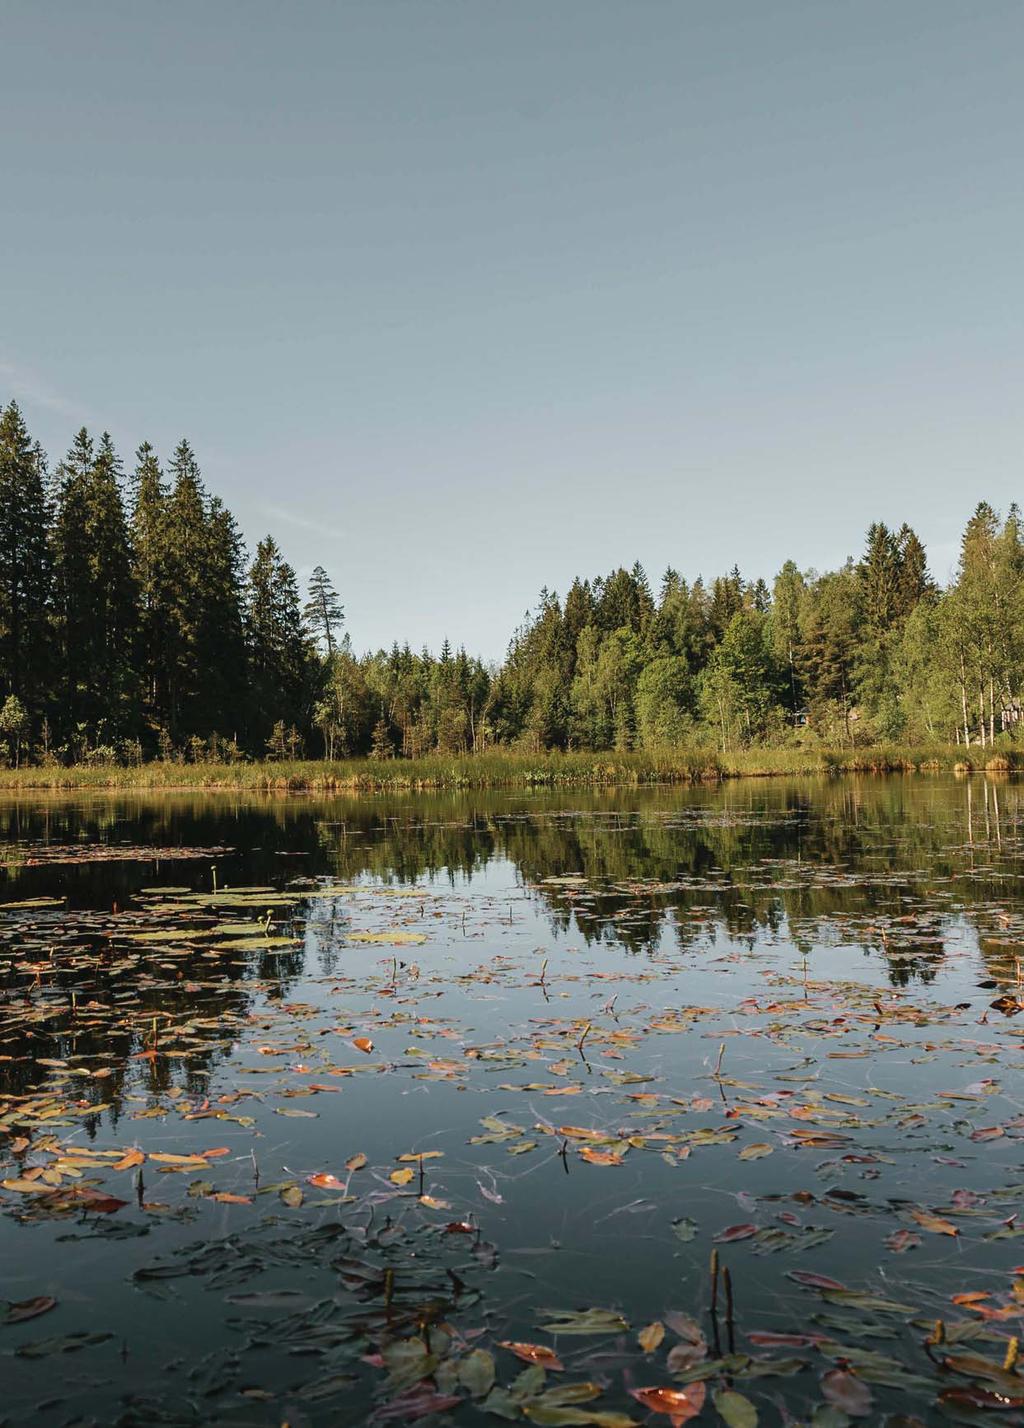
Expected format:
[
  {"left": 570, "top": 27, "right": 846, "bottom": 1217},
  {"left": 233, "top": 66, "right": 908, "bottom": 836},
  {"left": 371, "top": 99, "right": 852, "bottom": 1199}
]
[{"left": 0, "top": 400, "right": 1020, "bottom": 765}]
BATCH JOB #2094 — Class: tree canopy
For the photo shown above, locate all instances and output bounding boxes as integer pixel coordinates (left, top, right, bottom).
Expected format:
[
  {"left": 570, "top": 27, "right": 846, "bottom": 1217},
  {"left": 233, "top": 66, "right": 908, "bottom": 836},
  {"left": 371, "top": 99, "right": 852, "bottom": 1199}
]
[{"left": 0, "top": 402, "right": 1017, "bottom": 763}]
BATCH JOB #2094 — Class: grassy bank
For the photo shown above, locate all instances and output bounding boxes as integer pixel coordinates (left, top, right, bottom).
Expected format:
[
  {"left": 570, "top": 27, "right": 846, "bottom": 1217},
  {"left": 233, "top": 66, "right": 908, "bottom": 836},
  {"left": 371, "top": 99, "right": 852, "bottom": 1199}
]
[{"left": 0, "top": 744, "right": 1013, "bottom": 792}]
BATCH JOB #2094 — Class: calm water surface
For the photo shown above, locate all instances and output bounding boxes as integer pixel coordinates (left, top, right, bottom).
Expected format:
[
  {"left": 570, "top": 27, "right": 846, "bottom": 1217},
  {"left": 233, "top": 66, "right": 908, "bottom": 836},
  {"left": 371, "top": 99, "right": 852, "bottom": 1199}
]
[{"left": 2, "top": 776, "right": 1024, "bottom": 1426}]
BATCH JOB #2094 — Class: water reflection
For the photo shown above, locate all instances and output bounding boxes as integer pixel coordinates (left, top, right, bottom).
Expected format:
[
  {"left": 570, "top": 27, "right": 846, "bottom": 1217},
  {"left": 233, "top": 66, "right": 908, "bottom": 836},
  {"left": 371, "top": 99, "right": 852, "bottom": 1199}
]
[{"left": 3, "top": 777, "right": 1024, "bottom": 1425}]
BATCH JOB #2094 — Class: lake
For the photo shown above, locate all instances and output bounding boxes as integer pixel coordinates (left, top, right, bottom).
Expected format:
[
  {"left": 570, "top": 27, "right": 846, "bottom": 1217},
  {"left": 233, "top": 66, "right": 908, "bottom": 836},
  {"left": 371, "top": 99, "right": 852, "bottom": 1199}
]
[{"left": 2, "top": 776, "right": 1023, "bottom": 1426}]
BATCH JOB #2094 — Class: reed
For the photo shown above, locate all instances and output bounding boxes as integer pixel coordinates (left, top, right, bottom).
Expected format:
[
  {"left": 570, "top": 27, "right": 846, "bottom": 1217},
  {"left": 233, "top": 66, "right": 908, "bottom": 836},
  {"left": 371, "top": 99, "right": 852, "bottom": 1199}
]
[{"left": 0, "top": 743, "right": 1018, "bottom": 791}]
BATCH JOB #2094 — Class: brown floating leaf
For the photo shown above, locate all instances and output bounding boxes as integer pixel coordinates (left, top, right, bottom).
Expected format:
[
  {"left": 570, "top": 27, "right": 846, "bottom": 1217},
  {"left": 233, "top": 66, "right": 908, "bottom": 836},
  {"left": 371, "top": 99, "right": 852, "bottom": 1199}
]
[
  {"left": 630, "top": 1383, "right": 706, "bottom": 1423},
  {"left": 738, "top": 1142, "right": 773, "bottom": 1161},
  {"left": 787, "top": 1270, "right": 847, "bottom": 1291},
  {"left": 4, "top": 1296, "right": 57, "bottom": 1325},
  {"left": 910, "top": 1208, "right": 959, "bottom": 1237},
  {"left": 714, "top": 1223, "right": 757, "bottom": 1243},
  {"left": 821, "top": 1368, "right": 873, "bottom": 1417},
  {"left": 498, "top": 1341, "right": 564, "bottom": 1370},
  {"left": 308, "top": 1172, "right": 345, "bottom": 1190},
  {"left": 579, "top": 1147, "right": 624, "bottom": 1166}
]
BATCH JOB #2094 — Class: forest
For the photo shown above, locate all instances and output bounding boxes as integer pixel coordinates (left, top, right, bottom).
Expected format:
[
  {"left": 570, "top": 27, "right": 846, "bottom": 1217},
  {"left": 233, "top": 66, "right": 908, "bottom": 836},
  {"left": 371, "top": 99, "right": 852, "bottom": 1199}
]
[{"left": 0, "top": 400, "right": 1019, "bottom": 767}]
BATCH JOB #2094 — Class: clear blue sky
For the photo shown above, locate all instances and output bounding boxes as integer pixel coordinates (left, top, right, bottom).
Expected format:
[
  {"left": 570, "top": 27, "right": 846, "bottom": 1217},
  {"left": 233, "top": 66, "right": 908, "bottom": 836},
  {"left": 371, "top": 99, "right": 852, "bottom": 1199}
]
[{"left": 2, "top": 1, "right": 1021, "bottom": 658}]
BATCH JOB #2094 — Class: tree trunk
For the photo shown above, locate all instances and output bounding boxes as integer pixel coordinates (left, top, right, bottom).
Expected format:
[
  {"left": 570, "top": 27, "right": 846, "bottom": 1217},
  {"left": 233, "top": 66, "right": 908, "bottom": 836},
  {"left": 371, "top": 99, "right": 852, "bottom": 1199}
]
[{"left": 979, "top": 686, "right": 986, "bottom": 748}]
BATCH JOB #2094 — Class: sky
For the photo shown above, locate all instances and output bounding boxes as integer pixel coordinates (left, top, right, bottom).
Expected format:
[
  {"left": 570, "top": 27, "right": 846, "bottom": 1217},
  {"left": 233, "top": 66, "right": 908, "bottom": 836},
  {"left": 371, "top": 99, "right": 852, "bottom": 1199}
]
[{"left": 1, "top": 1, "right": 1022, "bottom": 659}]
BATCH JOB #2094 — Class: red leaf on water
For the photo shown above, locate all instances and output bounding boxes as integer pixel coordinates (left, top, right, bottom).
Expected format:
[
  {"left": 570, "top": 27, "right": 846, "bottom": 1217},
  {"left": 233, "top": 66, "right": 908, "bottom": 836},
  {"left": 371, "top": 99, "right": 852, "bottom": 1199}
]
[
  {"left": 788, "top": 1270, "right": 847, "bottom": 1291},
  {"left": 821, "top": 1368, "right": 873, "bottom": 1417},
  {"left": 307, "top": 1173, "right": 345, "bottom": 1190},
  {"left": 713, "top": 1223, "right": 757, "bottom": 1243},
  {"left": 498, "top": 1341, "right": 563, "bottom": 1370},
  {"left": 630, "top": 1383, "right": 706, "bottom": 1424}
]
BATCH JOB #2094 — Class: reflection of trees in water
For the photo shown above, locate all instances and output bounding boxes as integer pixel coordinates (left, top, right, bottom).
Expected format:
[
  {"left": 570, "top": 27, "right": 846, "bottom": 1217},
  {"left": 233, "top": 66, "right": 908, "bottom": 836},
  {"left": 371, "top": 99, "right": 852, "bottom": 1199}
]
[
  {"left": 0, "top": 918, "right": 267, "bottom": 1128},
  {"left": 1, "top": 777, "right": 1023, "bottom": 1104}
]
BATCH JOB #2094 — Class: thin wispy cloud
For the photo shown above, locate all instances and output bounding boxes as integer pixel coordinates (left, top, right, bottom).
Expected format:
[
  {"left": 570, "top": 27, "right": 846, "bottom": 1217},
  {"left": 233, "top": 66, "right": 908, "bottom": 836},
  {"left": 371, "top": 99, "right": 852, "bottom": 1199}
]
[
  {"left": 257, "top": 503, "right": 346, "bottom": 542},
  {"left": 0, "top": 358, "right": 92, "bottom": 425}
]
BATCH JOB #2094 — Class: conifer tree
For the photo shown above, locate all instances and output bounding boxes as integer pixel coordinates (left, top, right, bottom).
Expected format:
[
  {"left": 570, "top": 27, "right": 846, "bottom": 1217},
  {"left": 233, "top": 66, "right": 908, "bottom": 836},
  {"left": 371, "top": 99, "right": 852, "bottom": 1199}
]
[
  {"left": 247, "top": 536, "right": 310, "bottom": 741},
  {"left": 130, "top": 442, "right": 170, "bottom": 722},
  {"left": 0, "top": 403, "right": 51, "bottom": 714},
  {"left": 303, "top": 565, "right": 344, "bottom": 656},
  {"left": 51, "top": 430, "right": 137, "bottom": 741}
]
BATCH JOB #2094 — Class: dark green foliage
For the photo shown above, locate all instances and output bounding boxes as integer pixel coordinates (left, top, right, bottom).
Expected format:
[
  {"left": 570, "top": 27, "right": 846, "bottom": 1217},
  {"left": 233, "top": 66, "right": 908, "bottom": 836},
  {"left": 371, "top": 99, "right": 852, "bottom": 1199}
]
[
  {"left": 247, "top": 536, "right": 313, "bottom": 742},
  {"left": 0, "top": 401, "right": 1019, "bottom": 763},
  {"left": 51, "top": 430, "right": 138, "bottom": 742},
  {"left": 0, "top": 404, "right": 51, "bottom": 711}
]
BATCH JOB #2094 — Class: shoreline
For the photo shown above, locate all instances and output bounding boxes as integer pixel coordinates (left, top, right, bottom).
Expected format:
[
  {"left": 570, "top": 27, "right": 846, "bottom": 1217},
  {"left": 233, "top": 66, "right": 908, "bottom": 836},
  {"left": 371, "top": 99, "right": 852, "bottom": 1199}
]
[{"left": 0, "top": 745, "right": 1012, "bottom": 793}]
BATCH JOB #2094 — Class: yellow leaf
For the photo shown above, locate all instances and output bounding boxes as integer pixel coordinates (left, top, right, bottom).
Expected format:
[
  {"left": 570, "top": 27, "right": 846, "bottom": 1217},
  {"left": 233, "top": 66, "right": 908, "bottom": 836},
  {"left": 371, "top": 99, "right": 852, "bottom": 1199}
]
[
  {"left": 739, "top": 1143, "right": 773, "bottom": 1161},
  {"left": 911, "top": 1208, "right": 959, "bottom": 1236},
  {"left": 638, "top": 1321, "right": 665, "bottom": 1353}
]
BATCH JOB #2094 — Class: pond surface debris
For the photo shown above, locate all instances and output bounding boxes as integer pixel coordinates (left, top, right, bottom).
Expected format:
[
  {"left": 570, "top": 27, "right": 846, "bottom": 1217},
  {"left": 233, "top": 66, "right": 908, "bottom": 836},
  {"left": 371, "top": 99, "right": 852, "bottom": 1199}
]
[{"left": 2, "top": 778, "right": 1024, "bottom": 1425}]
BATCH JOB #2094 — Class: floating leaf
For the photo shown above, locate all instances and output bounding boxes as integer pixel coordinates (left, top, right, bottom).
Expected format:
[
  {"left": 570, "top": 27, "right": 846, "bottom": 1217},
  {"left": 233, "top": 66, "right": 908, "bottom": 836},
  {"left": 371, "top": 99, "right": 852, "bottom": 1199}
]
[
  {"left": 459, "top": 1348, "right": 496, "bottom": 1397},
  {"left": 909, "top": 1208, "right": 958, "bottom": 1237},
  {"left": 630, "top": 1384, "right": 706, "bottom": 1423},
  {"left": 821, "top": 1368, "right": 873, "bottom": 1417},
  {"left": 579, "top": 1147, "right": 624, "bottom": 1166},
  {"left": 539, "top": 1308, "right": 629, "bottom": 1336},
  {"left": 714, "top": 1223, "right": 757, "bottom": 1243},
  {"left": 499, "top": 1341, "right": 564, "bottom": 1370},
  {"left": 713, "top": 1388, "right": 758, "bottom": 1427},
  {"left": 638, "top": 1321, "right": 665, "bottom": 1353},
  {"left": 4, "top": 1296, "right": 57, "bottom": 1325}
]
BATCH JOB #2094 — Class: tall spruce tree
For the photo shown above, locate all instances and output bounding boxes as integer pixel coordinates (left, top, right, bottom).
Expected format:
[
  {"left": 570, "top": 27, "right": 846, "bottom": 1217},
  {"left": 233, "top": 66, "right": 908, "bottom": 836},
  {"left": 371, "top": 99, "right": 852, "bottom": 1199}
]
[
  {"left": 303, "top": 565, "right": 344, "bottom": 656},
  {"left": 130, "top": 442, "right": 170, "bottom": 723},
  {"left": 160, "top": 441, "right": 247, "bottom": 742},
  {"left": 0, "top": 403, "right": 51, "bottom": 717},
  {"left": 247, "top": 536, "right": 310, "bottom": 742},
  {"left": 51, "top": 430, "right": 137, "bottom": 743}
]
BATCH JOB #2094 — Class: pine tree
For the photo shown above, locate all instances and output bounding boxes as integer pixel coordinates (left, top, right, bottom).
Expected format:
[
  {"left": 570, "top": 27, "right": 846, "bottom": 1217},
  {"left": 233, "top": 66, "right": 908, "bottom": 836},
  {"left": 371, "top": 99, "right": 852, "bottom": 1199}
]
[
  {"left": 247, "top": 536, "right": 311, "bottom": 742},
  {"left": 894, "top": 524, "right": 931, "bottom": 616},
  {"left": 202, "top": 497, "right": 249, "bottom": 737},
  {"left": 162, "top": 440, "right": 208, "bottom": 737},
  {"left": 161, "top": 442, "right": 248, "bottom": 742},
  {"left": 89, "top": 433, "right": 139, "bottom": 725},
  {"left": 129, "top": 442, "right": 170, "bottom": 722},
  {"left": 51, "top": 430, "right": 137, "bottom": 741},
  {"left": 303, "top": 565, "right": 344, "bottom": 656},
  {"left": 0, "top": 403, "right": 51, "bottom": 715},
  {"left": 770, "top": 560, "right": 805, "bottom": 711}
]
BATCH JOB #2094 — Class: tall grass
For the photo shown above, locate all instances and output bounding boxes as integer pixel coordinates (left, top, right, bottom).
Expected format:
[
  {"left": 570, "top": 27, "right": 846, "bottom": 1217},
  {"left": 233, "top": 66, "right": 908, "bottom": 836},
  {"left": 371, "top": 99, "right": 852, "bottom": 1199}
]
[{"left": 0, "top": 744, "right": 1015, "bottom": 792}]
